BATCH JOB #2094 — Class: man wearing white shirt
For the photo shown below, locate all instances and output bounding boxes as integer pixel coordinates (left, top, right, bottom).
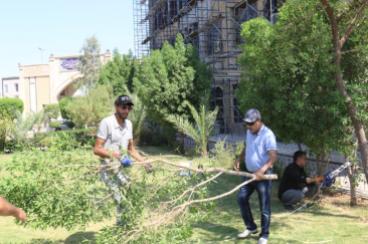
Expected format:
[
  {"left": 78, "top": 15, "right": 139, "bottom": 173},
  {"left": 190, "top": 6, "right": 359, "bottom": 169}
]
[{"left": 93, "top": 95, "right": 147, "bottom": 225}]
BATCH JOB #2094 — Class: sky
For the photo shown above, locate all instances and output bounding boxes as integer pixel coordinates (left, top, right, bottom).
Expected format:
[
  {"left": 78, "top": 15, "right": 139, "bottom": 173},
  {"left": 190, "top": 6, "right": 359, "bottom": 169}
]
[{"left": 0, "top": 0, "right": 135, "bottom": 77}]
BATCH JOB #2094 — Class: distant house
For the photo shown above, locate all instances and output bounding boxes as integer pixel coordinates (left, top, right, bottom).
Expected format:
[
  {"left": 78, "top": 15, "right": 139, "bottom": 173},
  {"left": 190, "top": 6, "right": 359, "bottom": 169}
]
[{"left": 1, "top": 76, "right": 20, "bottom": 98}]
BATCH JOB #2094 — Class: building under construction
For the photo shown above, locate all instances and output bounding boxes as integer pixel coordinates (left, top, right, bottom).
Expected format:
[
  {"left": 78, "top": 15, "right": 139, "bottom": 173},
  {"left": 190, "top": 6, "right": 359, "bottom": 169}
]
[{"left": 134, "top": 0, "right": 280, "bottom": 134}]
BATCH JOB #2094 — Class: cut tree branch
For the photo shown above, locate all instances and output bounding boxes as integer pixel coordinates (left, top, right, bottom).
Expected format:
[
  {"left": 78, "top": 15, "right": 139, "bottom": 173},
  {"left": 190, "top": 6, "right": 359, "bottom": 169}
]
[{"left": 138, "top": 156, "right": 278, "bottom": 180}]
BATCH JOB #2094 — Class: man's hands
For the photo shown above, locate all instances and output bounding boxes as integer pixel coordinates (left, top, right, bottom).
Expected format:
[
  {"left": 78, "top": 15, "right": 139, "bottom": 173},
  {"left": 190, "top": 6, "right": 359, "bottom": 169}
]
[
  {"left": 314, "top": 175, "right": 324, "bottom": 184},
  {"left": 233, "top": 159, "right": 240, "bottom": 171},
  {"left": 14, "top": 208, "right": 26, "bottom": 222},
  {"left": 141, "top": 157, "right": 153, "bottom": 173},
  {"left": 111, "top": 151, "right": 121, "bottom": 160},
  {"left": 255, "top": 168, "right": 266, "bottom": 181}
]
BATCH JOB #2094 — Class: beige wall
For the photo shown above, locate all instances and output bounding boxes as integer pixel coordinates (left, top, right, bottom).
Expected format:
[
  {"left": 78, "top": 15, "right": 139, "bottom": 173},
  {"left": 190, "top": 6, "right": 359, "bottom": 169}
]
[
  {"left": 19, "top": 64, "right": 50, "bottom": 114},
  {"left": 18, "top": 51, "right": 112, "bottom": 114}
]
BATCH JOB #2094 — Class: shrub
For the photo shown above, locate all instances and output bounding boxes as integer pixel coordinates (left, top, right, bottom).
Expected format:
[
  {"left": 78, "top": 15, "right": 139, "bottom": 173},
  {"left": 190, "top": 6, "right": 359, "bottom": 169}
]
[
  {"left": 62, "top": 85, "right": 113, "bottom": 128},
  {"left": 0, "top": 97, "right": 23, "bottom": 119},
  {"left": 33, "top": 128, "right": 96, "bottom": 151},
  {"left": 43, "top": 104, "right": 60, "bottom": 120},
  {"left": 59, "top": 96, "right": 73, "bottom": 120},
  {"left": 0, "top": 149, "right": 111, "bottom": 229}
]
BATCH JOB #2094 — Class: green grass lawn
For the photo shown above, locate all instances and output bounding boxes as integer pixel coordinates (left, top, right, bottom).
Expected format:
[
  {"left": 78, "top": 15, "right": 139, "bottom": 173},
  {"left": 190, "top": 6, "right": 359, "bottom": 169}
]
[
  {"left": 1, "top": 150, "right": 368, "bottom": 244},
  {"left": 190, "top": 174, "right": 368, "bottom": 244}
]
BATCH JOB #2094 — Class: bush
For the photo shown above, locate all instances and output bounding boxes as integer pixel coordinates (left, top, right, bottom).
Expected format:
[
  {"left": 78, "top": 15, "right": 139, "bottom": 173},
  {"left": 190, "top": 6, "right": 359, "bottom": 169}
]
[
  {"left": 61, "top": 85, "right": 113, "bottom": 128},
  {"left": 33, "top": 128, "right": 96, "bottom": 151},
  {"left": 0, "top": 117, "right": 14, "bottom": 152},
  {"left": 0, "top": 97, "right": 23, "bottom": 119},
  {"left": 43, "top": 104, "right": 60, "bottom": 120},
  {"left": 134, "top": 34, "right": 211, "bottom": 125},
  {"left": 59, "top": 96, "right": 73, "bottom": 120},
  {"left": 49, "top": 121, "right": 62, "bottom": 129},
  {"left": 0, "top": 149, "right": 111, "bottom": 229},
  {"left": 0, "top": 98, "right": 23, "bottom": 152}
]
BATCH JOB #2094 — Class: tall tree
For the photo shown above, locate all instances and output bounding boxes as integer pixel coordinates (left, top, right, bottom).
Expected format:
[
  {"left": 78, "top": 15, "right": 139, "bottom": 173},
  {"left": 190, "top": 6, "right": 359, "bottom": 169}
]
[
  {"left": 319, "top": 0, "right": 368, "bottom": 184},
  {"left": 78, "top": 36, "right": 102, "bottom": 88},
  {"left": 237, "top": 2, "right": 345, "bottom": 160},
  {"left": 98, "top": 50, "right": 137, "bottom": 95},
  {"left": 237, "top": 0, "right": 368, "bottom": 203},
  {"left": 134, "top": 34, "right": 211, "bottom": 123}
]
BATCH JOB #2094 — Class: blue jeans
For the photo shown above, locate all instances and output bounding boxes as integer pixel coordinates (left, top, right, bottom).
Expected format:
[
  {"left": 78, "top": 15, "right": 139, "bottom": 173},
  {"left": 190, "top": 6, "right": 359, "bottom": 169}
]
[{"left": 237, "top": 177, "right": 272, "bottom": 239}]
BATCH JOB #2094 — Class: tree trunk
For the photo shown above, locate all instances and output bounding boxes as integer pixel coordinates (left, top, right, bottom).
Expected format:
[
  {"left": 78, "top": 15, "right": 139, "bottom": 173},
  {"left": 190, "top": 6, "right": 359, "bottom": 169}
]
[
  {"left": 347, "top": 164, "right": 358, "bottom": 206},
  {"left": 316, "top": 154, "right": 329, "bottom": 175},
  {"left": 320, "top": 0, "right": 368, "bottom": 184},
  {"left": 334, "top": 41, "right": 368, "bottom": 185}
]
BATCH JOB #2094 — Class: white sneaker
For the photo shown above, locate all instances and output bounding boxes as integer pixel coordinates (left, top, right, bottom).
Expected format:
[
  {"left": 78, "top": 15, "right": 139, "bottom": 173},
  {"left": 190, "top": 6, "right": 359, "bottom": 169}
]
[
  {"left": 237, "top": 229, "right": 258, "bottom": 239},
  {"left": 258, "top": 237, "right": 268, "bottom": 244}
]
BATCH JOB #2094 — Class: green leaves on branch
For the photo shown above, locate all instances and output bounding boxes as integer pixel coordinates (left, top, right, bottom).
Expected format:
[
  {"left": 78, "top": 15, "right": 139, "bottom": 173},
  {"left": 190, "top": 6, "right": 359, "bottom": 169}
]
[
  {"left": 98, "top": 50, "right": 137, "bottom": 96},
  {"left": 59, "top": 85, "right": 113, "bottom": 128},
  {"left": 134, "top": 34, "right": 211, "bottom": 123},
  {"left": 237, "top": 0, "right": 351, "bottom": 155},
  {"left": 0, "top": 97, "right": 23, "bottom": 119},
  {"left": 166, "top": 102, "right": 218, "bottom": 157},
  {"left": 0, "top": 149, "right": 110, "bottom": 229}
]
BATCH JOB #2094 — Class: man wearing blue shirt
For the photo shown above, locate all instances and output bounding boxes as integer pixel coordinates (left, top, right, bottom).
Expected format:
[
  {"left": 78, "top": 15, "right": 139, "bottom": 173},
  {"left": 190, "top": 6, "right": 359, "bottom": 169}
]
[{"left": 234, "top": 109, "right": 277, "bottom": 244}]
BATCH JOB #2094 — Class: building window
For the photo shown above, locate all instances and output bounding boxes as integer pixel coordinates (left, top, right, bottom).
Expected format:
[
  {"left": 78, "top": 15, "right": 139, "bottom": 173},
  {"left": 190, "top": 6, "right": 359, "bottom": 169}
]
[
  {"left": 169, "top": 0, "right": 178, "bottom": 19},
  {"left": 15, "top": 84, "right": 19, "bottom": 92},
  {"left": 207, "top": 23, "right": 223, "bottom": 55},
  {"left": 4, "top": 84, "right": 8, "bottom": 93}
]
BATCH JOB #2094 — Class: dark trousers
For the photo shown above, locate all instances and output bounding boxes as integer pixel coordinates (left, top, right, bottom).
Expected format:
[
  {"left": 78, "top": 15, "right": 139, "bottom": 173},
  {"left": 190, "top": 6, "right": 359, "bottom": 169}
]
[
  {"left": 281, "top": 184, "right": 318, "bottom": 207},
  {"left": 237, "top": 178, "right": 272, "bottom": 239}
]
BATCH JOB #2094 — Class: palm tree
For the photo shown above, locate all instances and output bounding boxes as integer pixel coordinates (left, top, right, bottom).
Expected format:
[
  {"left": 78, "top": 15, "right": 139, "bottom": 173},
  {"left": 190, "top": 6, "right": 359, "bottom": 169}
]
[{"left": 166, "top": 101, "right": 218, "bottom": 157}]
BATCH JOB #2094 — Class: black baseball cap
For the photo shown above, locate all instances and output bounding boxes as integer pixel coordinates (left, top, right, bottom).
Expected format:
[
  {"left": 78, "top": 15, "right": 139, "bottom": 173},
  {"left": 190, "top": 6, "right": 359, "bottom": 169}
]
[{"left": 114, "top": 95, "right": 134, "bottom": 106}]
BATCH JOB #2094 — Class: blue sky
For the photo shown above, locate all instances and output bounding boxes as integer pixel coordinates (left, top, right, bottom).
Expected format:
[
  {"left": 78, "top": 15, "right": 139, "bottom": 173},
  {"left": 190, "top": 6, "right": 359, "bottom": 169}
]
[{"left": 0, "top": 0, "right": 135, "bottom": 77}]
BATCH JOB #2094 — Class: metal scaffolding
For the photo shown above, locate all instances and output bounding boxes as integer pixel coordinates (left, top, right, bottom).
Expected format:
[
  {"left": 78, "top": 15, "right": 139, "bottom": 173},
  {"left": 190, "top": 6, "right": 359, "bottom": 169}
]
[
  {"left": 133, "top": 0, "right": 280, "bottom": 133},
  {"left": 134, "top": 0, "right": 150, "bottom": 58}
]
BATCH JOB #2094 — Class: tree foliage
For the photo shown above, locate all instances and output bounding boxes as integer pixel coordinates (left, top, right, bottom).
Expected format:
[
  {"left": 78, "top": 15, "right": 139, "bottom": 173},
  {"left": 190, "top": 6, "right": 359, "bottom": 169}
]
[
  {"left": 318, "top": 0, "right": 368, "bottom": 183},
  {"left": 0, "top": 149, "right": 111, "bottom": 229},
  {"left": 123, "top": 86, "right": 146, "bottom": 143},
  {"left": 0, "top": 97, "right": 24, "bottom": 119},
  {"left": 0, "top": 98, "right": 24, "bottom": 151},
  {"left": 237, "top": 0, "right": 356, "bottom": 156},
  {"left": 62, "top": 85, "right": 113, "bottom": 128},
  {"left": 98, "top": 50, "right": 137, "bottom": 95},
  {"left": 134, "top": 34, "right": 212, "bottom": 123},
  {"left": 166, "top": 102, "right": 218, "bottom": 157},
  {"left": 78, "top": 36, "right": 102, "bottom": 88}
]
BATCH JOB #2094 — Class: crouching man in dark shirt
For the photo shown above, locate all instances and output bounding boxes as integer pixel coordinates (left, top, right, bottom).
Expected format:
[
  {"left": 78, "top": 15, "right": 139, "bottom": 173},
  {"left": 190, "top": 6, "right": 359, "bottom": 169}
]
[{"left": 278, "top": 151, "right": 324, "bottom": 210}]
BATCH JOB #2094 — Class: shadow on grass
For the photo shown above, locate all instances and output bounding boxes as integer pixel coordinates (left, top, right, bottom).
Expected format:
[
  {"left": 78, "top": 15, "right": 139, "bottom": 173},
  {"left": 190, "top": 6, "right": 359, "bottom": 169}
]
[
  {"left": 192, "top": 221, "right": 299, "bottom": 243},
  {"left": 189, "top": 175, "right": 289, "bottom": 242},
  {"left": 303, "top": 207, "right": 360, "bottom": 219},
  {"left": 30, "top": 240, "right": 63, "bottom": 244},
  {"left": 31, "top": 231, "right": 96, "bottom": 244},
  {"left": 65, "top": 231, "right": 96, "bottom": 244}
]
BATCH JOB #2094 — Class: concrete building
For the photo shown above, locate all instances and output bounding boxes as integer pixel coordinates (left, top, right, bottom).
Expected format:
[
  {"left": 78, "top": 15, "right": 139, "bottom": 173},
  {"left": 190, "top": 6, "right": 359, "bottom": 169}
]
[
  {"left": 134, "top": 0, "right": 280, "bottom": 133},
  {"left": 1, "top": 77, "right": 20, "bottom": 98},
  {"left": 17, "top": 51, "right": 111, "bottom": 113}
]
